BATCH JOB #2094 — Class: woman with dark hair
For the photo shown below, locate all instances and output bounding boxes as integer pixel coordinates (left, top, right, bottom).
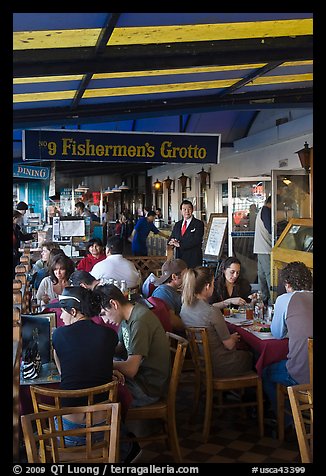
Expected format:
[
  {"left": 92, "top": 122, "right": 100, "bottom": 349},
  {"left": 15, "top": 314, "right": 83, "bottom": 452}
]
[
  {"left": 36, "top": 253, "right": 75, "bottom": 310},
  {"left": 76, "top": 237, "right": 106, "bottom": 273},
  {"left": 209, "top": 256, "right": 252, "bottom": 309},
  {"left": 33, "top": 248, "right": 65, "bottom": 290},
  {"left": 32, "top": 241, "right": 61, "bottom": 273},
  {"left": 50, "top": 286, "right": 138, "bottom": 462},
  {"left": 180, "top": 266, "right": 253, "bottom": 378}
]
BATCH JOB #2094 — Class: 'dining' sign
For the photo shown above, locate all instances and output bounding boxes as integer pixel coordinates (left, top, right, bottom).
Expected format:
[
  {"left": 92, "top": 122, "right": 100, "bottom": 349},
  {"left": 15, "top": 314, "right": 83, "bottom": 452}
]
[
  {"left": 23, "top": 129, "right": 221, "bottom": 165},
  {"left": 13, "top": 163, "right": 50, "bottom": 180}
]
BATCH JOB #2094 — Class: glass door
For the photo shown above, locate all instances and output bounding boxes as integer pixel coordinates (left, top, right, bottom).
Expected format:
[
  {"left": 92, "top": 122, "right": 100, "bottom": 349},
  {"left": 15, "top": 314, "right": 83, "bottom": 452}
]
[
  {"left": 228, "top": 177, "right": 271, "bottom": 284},
  {"left": 271, "top": 169, "right": 311, "bottom": 246}
]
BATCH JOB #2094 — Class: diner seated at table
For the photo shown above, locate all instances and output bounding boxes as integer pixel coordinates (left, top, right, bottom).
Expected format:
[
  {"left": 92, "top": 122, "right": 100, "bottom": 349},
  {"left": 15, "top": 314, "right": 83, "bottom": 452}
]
[
  {"left": 76, "top": 237, "right": 106, "bottom": 273},
  {"left": 36, "top": 253, "right": 75, "bottom": 310},
  {"left": 31, "top": 240, "right": 60, "bottom": 275},
  {"left": 49, "top": 286, "right": 137, "bottom": 463},
  {"left": 94, "top": 283, "right": 171, "bottom": 454},
  {"left": 94, "top": 283, "right": 171, "bottom": 405},
  {"left": 208, "top": 256, "right": 253, "bottom": 310},
  {"left": 262, "top": 261, "right": 313, "bottom": 428},
  {"left": 69, "top": 269, "right": 119, "bottom": 331},
  {"left": 32, "top": 247, "right": 65, "bottom": 290},
  {"left": 151, "top": 258, "right": 187, "bottom": 332},
  {"left": 180, "top": 266, "right": 253, "bottom": 378},
  {"left": 91, "top": 236, "right": 141, "bottom": 289}
]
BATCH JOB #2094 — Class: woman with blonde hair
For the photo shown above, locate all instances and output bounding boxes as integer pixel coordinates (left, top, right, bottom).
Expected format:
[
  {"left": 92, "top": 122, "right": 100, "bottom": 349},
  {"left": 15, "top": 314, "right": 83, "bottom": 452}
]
[{"left": 180, "top": 266, "right": 253, "bottom": 378}]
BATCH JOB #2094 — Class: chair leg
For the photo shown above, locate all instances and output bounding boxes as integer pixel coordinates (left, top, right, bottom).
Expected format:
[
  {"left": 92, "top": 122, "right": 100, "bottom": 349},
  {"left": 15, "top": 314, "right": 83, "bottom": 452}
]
[
  {"left": 277, "top": 384, "right": 285, "bottom": 441},
  {"left": 192, "top": 373, "right": 201, "bottom": 418},
  {"left": 203, "top": 385, "right": 213, "bottom": 442},
  {"left": 167, "top": 417, "right": 183, "bottom": 463},
  {"left": 257, "top": 380, "right": 264, "bottom": 437}
]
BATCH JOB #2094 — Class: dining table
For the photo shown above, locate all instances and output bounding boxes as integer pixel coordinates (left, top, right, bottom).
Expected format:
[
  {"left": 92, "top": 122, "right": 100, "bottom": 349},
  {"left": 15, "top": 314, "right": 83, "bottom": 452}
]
[{"left": 225, "top": 314, "right": 289, "bottom": 377}]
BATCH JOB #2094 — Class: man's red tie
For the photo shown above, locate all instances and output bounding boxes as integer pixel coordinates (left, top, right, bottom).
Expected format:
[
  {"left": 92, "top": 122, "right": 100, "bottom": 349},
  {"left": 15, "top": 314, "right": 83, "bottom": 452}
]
[{"left": 181, "top": 220, "right": 187, "bottom": 236}]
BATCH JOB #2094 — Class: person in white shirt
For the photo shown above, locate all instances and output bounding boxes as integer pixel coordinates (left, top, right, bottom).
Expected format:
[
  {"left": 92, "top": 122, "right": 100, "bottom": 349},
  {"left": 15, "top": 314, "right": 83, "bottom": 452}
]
[{"left": 91, "top": 236, "right": 141, "bottom": 289}]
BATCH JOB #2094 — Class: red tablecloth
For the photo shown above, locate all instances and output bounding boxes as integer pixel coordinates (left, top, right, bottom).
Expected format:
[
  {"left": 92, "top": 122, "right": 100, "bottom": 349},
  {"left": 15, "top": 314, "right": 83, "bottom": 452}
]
[{"left": 227, "top": 323, "right": 289, "bottom": 377}]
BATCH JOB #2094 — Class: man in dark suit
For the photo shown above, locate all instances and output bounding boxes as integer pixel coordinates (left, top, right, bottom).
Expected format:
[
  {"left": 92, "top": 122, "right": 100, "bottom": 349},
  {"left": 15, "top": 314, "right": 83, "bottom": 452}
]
[{"left": 168, "top": 200, "right": 204, "bottom": 268}]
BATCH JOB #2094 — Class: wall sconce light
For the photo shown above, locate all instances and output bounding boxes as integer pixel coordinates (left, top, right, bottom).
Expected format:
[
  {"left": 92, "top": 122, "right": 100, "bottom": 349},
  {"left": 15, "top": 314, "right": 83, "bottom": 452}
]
[
  {"left": 163, "top": 176, "right": 175, "bottom": 192},
  {"left": 111, "top": 184, "right": 122, "bottom": 192},
  {"left": 178, "top": 172, "right": 191, "bottom": 190},
  {"left": 153, "top": 178, "right": 163, "bottom": 192},
  {"left": 75, "top": 182, "right": 89, "bottom": 193},
  {"left": 197, "top": 167, "right": 211, "bottom": 189},
  {"left": 119, "top": 181, "right": 129, "bottom": 190},
  {"left": 295, "top": 141, "right": 311, "bottom": 173}
]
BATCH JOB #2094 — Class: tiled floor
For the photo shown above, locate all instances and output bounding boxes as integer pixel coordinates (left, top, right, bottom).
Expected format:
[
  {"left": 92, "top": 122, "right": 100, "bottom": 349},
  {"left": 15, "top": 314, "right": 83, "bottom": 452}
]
[
  {"left": 18, "top": 386, "right": 301, "bottom": 465},
  {"left": 135, "top": 387, "right": 301, "bottom": 464}
]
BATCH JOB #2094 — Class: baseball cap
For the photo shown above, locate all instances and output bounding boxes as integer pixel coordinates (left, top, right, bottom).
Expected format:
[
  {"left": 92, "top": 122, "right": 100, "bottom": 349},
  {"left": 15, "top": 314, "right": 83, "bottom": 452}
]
[{"left": 154, "top": 259, "right": 187, "bottom": 285}]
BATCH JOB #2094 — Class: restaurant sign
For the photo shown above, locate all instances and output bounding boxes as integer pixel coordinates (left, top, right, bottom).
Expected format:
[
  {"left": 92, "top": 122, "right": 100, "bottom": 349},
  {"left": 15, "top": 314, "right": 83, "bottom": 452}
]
[
  {"left": 23, "top": 129, "right": 221, "bottom": 165},
  {"left": 13, "top": 163, "right": 50, "bottom": 180}
]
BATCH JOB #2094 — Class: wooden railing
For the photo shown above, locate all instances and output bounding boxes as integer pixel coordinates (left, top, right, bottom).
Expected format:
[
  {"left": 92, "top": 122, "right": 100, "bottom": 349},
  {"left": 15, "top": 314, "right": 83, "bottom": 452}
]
[{"left": 125, "top": 256, "right": 168, "bottom": 282}]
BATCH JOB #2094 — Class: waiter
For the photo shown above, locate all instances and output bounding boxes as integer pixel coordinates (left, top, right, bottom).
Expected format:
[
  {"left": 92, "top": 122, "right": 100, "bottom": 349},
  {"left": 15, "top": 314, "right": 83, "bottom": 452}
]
[{"left": 168, "top": 200, "right": 204, "bottom": 268}]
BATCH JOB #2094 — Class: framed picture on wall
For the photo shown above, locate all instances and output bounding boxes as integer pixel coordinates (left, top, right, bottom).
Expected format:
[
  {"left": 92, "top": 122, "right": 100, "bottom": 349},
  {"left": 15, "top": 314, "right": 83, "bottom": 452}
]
[{"left": 203, "top": 213, "right": 228, "bottom": 262}]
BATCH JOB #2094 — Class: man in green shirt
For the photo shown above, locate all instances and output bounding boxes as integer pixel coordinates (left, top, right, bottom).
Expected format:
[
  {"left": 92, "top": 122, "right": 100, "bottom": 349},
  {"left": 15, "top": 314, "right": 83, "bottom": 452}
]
[{"left": 94, "top": 283, "right": 170, "bottom": 406}]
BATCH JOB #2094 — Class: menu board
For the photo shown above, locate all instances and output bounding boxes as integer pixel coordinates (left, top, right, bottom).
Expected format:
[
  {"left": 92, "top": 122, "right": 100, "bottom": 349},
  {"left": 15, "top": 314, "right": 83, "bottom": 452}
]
[{"left": 203, "top": 214, "right": 228, "bottom": 261}]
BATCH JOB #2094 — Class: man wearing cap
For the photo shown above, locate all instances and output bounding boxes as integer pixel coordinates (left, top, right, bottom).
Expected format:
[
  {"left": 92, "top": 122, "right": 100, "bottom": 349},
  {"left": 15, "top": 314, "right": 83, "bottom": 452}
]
[
  {"left": 151, "top": 259, "right": 187, "bottom": 332},
  {"left": 168, "top": 200, "right": 204, "bottom": 268}
]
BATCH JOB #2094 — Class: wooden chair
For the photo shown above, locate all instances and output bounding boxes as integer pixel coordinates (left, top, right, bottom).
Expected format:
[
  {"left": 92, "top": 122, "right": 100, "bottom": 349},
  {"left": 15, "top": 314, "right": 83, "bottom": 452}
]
[
  {"left": 185, "top": 326, "right": 264, "bottom": 442},
  {"left": 308, "top": 337, "right": 313, "bottom": 386},
  {"left": 287, "top": 384, "right": 313, "bottom": 463},
  {"left": 125, "top": 332, "right": 188, "bottom": 463},
  {"left": 21, "top": 402, "right": 121, "bottom": 463},
  {"left": 277, "top": 337, "right": 313, "bottom": 441},
  {"left": 29, "top": 380, "right": 119, "bottom": 462}
]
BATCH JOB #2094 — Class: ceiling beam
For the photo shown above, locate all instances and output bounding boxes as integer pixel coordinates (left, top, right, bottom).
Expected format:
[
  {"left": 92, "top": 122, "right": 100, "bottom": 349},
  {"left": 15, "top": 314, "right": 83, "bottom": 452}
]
[
  {"left": 70, "top": 13, "right": 121, "bottom": 110},
  {"left": 13, "top": 87, "right": 313, "bottom": 128},
  {"left": 13, "top": 37, "right": 312, "bottom": 78}
]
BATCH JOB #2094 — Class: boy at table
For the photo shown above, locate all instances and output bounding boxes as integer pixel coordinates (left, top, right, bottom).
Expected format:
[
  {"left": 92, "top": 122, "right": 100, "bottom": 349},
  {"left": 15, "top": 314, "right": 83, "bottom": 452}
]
[{"left": 262, "top": 261, "right": 313, "bottom": 428}]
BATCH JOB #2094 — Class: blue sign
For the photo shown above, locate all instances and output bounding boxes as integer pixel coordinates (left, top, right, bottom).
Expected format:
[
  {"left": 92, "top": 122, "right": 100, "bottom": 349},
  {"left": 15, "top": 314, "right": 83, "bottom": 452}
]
[
  {"left": 13, "top": 163, "right": 50, "bottom": 180},
  {"left": 23, "top": 129, "right": 221, "bottom": 165}
]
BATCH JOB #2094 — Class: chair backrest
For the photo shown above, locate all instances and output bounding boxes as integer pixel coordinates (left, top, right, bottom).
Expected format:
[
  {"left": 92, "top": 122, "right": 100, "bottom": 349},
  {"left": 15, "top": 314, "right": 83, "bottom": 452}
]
[
  {"left": 185, "top": 327, "right": 212, "bottom": 388},
  {"left": 287, "top": 383, "right": 313, "bottom": 463},
  {"left": 30, "top": 380, "right": 119, "bottom": 412},
  {"left": 308, "top": 337, "right": 313, "bottom": 386},
  {"left": 21, "top": 402, "right": 121, "bottom": 463},
  {"left": 165, "top": 332, "right": 188, "bottom": 412},
  {"left": 148, "top": 296, "right": 173, "bottom": 332},
  {"left": 30, "top": 380, "right": 118, "bottom": 456}
]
